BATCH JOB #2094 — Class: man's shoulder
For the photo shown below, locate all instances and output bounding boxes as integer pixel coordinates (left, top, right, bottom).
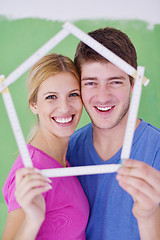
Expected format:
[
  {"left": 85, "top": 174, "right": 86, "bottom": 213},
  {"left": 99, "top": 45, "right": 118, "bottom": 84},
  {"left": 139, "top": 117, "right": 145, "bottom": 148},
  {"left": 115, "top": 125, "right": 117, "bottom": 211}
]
[
  {"left": 142, "top": 120, "right": 160, "bottom": 136},
  {"left": 138, "top": 120, "right": 160, "bottom": 146}
]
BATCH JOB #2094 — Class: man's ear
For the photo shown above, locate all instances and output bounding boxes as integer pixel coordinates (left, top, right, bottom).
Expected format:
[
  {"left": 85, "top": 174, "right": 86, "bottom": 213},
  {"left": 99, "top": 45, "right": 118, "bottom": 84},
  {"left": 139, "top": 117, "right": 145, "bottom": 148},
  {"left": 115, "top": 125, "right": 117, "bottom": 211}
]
[
  {"left": 131, "top": 78, "right": 135, "bottom": 94},
  {"left": 30, "top": 102, "right": 38, "bottom": 115}
]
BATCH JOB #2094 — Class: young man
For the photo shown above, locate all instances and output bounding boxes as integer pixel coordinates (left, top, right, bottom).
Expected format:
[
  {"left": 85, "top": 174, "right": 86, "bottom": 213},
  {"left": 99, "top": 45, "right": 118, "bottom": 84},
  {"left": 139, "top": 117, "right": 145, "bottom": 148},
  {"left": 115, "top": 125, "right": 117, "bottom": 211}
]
[{"left": 67, "top": 27, "right": 160, "bottom": 240}]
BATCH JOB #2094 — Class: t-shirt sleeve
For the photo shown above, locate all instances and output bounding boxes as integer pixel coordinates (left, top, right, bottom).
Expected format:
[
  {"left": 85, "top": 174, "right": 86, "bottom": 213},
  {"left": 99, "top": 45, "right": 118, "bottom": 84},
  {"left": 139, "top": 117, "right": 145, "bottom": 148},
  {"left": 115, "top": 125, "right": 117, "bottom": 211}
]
[
  {"left": 3, "top": 169, "right": 21, "bottom": 212},
  {"left": 153, "top": 147, "right": 160, "bottom": 171}
]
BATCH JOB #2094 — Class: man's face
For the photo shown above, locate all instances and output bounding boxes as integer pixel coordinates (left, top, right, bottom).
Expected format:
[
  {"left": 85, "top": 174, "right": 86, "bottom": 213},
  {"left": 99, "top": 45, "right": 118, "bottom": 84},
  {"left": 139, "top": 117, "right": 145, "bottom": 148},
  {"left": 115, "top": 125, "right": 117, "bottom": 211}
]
[{"left": 81, "top": 61, "right": 133, "bottom": 131}]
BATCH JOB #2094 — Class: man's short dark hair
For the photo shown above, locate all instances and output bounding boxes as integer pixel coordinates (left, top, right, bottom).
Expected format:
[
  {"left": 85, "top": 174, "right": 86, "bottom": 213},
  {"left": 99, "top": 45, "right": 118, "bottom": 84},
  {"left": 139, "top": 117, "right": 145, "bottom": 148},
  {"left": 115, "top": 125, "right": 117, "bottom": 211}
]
[{"left": 74, "top": 27, "right": 137, "bottom": 85}]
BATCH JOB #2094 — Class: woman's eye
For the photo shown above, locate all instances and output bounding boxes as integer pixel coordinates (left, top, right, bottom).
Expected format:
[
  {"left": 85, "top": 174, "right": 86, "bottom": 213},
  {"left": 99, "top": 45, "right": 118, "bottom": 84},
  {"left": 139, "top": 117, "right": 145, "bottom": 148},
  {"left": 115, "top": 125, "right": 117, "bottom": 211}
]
[
  {"left": 69, "top": 92, "right": 80, "bottom": 97},
  {"left": 46, "top": 95, "right": 56, "bottom": 99}
]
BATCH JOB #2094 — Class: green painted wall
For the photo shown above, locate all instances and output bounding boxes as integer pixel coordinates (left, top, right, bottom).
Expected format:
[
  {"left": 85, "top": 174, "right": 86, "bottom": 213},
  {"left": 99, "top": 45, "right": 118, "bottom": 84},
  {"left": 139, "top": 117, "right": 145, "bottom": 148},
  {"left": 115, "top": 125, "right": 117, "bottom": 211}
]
[{"left": 0, "top": 16, "right": 160, "bottom": 236}]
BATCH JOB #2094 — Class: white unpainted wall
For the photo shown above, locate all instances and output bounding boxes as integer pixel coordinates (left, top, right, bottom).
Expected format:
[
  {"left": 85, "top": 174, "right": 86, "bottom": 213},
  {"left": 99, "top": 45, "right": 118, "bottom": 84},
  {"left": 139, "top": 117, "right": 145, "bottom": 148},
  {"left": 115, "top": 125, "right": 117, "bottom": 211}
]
[{"left": 0, "top": 0, "right": 160, "bottom": 25}]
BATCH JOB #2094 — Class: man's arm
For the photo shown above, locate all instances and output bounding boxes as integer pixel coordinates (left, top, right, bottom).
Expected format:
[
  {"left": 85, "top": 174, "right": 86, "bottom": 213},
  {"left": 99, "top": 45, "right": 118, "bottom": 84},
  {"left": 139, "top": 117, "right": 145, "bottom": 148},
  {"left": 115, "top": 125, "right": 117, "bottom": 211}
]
[{"left": 116, "top": 159, "right": 160, "bottom": 240}]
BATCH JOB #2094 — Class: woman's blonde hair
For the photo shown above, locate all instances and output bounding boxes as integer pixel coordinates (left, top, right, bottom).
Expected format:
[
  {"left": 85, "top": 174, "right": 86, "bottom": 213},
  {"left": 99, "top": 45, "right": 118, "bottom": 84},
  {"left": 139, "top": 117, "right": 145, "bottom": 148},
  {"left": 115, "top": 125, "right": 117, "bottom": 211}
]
[
  {"left": 28, "top": 53, "right": 80, "bottom": 104},
  {"left": 27, "top": 53, "right": 80, "bottom": 142}
]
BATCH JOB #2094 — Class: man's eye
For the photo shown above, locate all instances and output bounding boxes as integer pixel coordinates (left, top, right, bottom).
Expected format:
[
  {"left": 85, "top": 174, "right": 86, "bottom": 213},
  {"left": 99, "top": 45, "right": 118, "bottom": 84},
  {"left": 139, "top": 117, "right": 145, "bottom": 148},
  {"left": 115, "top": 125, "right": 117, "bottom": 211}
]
[
  {"left": 85, "top": 82, "right": 95, "bottom": 86},
  {"left": 109, "top": 81, "right": 123, "bottom": 87},
  {"left": 69, "top": 92, "right": 80, "bottom": 97},
  {"left": 46, "top": 95, "right": 56, "bottom": 99}
]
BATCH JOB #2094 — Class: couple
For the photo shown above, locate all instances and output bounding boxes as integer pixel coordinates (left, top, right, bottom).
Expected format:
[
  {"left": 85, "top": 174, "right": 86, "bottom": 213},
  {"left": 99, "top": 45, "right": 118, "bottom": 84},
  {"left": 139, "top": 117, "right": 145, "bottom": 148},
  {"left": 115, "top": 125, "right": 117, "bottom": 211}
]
[{"left": 3, "top": 26, "right": 160, "bottom": 240}]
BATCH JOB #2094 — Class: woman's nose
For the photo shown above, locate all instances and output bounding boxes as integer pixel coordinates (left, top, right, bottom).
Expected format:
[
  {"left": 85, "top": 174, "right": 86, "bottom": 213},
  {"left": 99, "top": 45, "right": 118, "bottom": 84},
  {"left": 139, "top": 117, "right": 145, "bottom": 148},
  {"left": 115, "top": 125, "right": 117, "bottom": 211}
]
[{"left": 57, "top": 98, "right": 70, "bottom": 113}]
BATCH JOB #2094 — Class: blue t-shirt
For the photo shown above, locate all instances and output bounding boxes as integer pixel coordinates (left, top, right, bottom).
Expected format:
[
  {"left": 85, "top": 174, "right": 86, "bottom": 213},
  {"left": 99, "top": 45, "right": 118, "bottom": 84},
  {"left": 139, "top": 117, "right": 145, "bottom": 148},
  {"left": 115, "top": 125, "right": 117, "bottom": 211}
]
[{"left": 67, "top": 120, "right": 160, "bottom": 240}]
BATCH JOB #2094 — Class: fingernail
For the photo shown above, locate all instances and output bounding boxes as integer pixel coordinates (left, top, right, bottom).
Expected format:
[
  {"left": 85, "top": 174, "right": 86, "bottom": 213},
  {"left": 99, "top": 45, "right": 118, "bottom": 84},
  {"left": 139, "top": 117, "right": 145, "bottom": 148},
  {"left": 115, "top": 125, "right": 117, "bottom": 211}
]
[
  {"left": 117, "top": 167, "right": 124, "bottom": 174},
  {"left": 46, "top": 184, "right": 52, "bottom": 189},
  {"left": 122, "top": 159, "right": 129, "bottom": 165},
  {"left": 116, "top": 174, "right": 122, "bottom": 181},
  {"left": 45, "top": 177, "right": 52, "bottom": 183},
  {"left": 34, "top": 168, "right": 41, "bottom": 173}
]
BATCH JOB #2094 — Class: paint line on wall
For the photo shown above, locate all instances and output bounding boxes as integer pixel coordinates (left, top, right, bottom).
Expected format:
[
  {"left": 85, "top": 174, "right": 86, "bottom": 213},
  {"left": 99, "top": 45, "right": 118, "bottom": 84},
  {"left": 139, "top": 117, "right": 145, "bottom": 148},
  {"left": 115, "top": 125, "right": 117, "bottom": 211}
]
[{"left": 0, "top": 0, "right": 160, "bottom": 25}]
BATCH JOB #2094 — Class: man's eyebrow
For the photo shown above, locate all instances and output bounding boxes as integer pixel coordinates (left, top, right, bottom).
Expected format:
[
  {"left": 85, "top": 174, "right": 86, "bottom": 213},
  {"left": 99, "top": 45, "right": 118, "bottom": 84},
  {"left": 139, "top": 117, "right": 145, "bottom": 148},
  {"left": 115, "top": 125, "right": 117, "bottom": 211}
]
[
  {"left": 108, "top": 76, "right": 126, "bottom": 80},
  {"left": 81, "top": 77, "right": 97, "bottom": 81},
  {"left": 81, "top": 76, "right": 126, "bottom": 81}
]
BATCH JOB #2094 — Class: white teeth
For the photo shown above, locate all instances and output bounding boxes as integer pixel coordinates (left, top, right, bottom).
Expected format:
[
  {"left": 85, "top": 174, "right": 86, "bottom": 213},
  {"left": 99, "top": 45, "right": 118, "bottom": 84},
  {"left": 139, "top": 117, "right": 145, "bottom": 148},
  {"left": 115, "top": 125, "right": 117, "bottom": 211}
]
[
  {"left": 97, "top": 106, "right": 111, "bottom": 111},
  {"left": 54, "top": 116, "right": 72, "bottom": 123}
]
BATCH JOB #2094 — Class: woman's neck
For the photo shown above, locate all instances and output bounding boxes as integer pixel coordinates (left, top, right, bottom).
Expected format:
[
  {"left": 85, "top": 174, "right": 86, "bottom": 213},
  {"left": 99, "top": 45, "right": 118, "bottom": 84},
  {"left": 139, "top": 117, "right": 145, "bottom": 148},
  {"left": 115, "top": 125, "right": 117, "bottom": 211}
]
[{"left": 30, "top": 130, "right": 69, "bottom": 168}]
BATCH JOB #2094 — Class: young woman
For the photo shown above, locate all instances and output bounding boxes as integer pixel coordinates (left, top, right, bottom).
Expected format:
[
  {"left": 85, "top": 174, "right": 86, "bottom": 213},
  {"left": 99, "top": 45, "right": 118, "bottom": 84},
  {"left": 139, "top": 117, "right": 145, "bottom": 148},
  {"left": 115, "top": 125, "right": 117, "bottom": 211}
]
[{"left": 2, "top": 53, "right": 89, "bottom": 240}]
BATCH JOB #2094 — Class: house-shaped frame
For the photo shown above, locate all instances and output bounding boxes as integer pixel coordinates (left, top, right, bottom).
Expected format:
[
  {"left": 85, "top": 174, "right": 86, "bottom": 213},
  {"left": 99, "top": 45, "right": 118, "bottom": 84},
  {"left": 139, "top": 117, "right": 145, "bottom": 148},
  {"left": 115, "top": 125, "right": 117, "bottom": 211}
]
[{"left": 0, "top": 22, "right": 149, "bottom": 177}]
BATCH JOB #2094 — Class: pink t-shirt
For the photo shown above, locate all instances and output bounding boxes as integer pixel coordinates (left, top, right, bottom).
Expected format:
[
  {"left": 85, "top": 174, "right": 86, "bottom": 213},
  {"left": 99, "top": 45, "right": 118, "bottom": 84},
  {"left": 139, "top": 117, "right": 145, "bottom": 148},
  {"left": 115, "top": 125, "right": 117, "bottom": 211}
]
[{"left": 3, "top": 144, "right": 89, "bottom": 240}]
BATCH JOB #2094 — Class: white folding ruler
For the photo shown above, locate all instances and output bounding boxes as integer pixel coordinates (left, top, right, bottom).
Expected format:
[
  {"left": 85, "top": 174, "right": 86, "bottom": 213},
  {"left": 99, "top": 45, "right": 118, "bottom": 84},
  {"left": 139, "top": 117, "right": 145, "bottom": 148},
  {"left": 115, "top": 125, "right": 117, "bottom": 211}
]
[
  {"left": 0, "top": 22, "right": 149, "bottom": 177},
  {"left": 120, "top": 66, "right": 145, "bottom": 161},
  {"left": 0, "top": 75, "right": 33, "bottom": 167}
]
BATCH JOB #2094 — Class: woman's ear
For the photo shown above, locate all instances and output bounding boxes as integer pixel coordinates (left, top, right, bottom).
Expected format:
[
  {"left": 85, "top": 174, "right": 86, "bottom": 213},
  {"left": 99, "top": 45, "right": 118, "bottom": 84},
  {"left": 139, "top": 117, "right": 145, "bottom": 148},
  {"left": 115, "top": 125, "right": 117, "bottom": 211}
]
[{"left": 30, "top": 102, "right": 38, "bottom": 115}]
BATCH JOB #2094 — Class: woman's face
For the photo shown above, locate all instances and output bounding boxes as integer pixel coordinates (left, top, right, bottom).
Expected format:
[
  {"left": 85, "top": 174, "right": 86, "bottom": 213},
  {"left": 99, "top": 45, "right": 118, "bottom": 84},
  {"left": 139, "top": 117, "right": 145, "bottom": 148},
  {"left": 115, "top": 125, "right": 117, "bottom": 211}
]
[{"left": 30, "top": 72, "right": 83, "bottom": 139}]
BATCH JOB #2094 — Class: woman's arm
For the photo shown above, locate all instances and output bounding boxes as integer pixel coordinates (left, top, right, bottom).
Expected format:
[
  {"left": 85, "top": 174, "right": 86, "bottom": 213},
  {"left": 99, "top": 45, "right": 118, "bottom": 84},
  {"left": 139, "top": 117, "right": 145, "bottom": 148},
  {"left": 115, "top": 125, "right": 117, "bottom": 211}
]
[
  {"left": 2, "top": 208, "right": 25, "bottom": 240},
  {"left": 2, "top": 168, "right": 52, "bottom": 240}
]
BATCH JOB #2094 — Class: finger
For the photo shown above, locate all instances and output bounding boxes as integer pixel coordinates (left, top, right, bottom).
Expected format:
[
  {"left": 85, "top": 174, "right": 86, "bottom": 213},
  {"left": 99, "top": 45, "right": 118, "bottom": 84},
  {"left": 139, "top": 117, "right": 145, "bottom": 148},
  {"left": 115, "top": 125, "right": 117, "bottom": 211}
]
[
  {"left": 15, "top": 175, "right": 51, "bottom": 197},
  {"left": 118, "top": 181, "right": 160, "bottom": 220},
  {"left": 16, "top": 167, "right": 35, "bottom": 180},
  {"left": 15, "top": 178, "right": 52, "bottom": 202},
  {"left": 24, "top": 172, "right": 51, "bottom": 184},
  {"left": 117, "top": 174, "right": 160, "bottom": 203},
  {"left": 15, "top": 173, "right": 52, "bottom": 200},
  {"left": 16, "top": 168, "right": 51, "bottom": 187},
  {"left": 16, "top": 167, "right": 51, "bottom": 181},
  {"left": 118, "top": 181, "right": 157, "bottom": 215},
  {"left": 16, "top": 184, "right": 52, "bottom": 208},
  {"left": 119, "top": 159, "right": 160, "bottom": 190}
]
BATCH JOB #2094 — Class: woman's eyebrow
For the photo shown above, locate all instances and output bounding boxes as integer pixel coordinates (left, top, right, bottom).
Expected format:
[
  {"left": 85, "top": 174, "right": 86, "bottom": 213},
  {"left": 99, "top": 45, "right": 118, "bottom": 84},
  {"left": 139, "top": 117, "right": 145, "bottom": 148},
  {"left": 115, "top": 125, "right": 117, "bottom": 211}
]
[
  {"left": 43, "top": 91, "right": 57, "bottom": 96},
  {"left": 69, "top": 89, "right": 80, "bottom": 92}
]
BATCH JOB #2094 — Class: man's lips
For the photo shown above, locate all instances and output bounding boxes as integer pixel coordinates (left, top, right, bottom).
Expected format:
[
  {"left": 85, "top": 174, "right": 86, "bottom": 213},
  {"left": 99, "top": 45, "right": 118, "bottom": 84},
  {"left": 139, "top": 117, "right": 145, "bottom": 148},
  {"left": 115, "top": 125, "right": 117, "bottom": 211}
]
[
  {"left": 96, "top": 106, "right": 112, "bottom": 111},
  {"left": 93, "top": 105, "right": 115, "bottom": 117},
  {"left": 95, "top": 106, "right": 115, "bottom": 112}
]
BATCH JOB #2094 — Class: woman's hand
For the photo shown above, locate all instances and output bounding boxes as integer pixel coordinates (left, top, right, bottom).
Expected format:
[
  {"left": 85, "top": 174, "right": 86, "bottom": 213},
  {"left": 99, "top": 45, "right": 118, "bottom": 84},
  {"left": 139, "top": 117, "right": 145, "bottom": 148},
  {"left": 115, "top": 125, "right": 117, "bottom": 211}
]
[{"left": 15, "top": 168, "right": 52, "bottom": 226}]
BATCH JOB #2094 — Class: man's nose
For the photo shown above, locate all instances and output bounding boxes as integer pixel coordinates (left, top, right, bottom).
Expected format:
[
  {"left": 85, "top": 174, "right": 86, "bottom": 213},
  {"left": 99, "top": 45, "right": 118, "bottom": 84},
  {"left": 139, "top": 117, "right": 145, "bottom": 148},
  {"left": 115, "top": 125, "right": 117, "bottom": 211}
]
[{"left": 96, "top": 85, "right": 112, "bottom": 102}]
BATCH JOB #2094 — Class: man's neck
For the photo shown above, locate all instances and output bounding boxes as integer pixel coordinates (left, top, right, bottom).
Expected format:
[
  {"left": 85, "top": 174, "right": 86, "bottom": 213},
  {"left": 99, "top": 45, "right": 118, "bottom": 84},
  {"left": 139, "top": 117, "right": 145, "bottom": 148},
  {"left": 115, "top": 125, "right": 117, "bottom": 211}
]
[{"left": 92, "top": 118, "right": 141, "bottom": 161}]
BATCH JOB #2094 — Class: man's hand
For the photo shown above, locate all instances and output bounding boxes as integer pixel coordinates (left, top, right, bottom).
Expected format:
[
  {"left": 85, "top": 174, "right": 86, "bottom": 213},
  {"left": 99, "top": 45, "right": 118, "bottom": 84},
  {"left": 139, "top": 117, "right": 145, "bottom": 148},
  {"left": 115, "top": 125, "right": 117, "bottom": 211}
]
[{"left": 116, "top": 159, "right": 160, "bottom": 240}]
